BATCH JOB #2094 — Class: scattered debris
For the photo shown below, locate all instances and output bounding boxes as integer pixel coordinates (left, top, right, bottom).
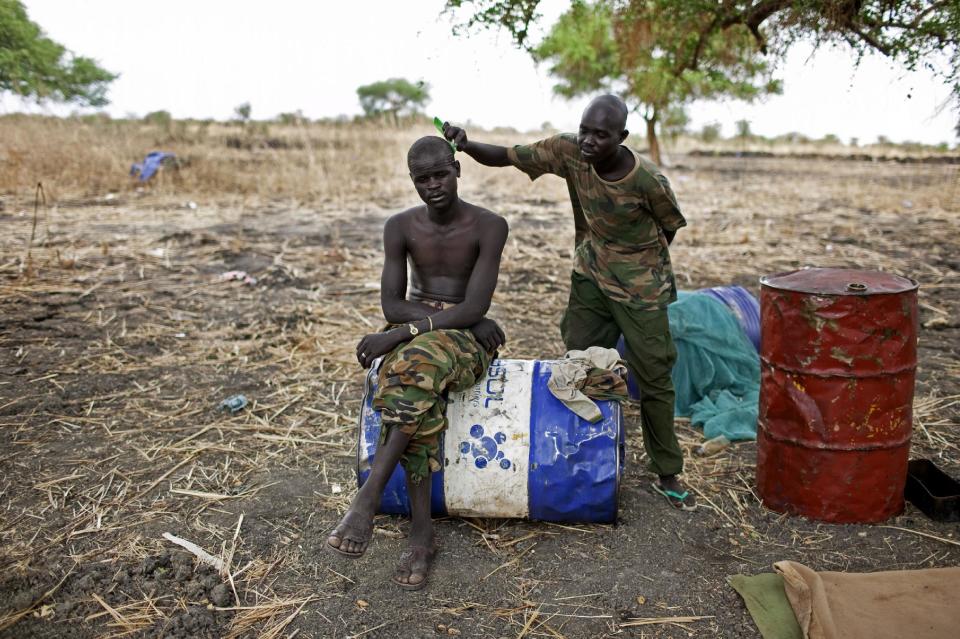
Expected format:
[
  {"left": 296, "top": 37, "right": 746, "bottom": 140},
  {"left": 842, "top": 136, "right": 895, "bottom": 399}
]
[
  {"left": 696, "top": 435, "right": 731, "bottom": 457},
  {"left": 161, "top": 533, "right": 225, "bottom": 571},
  {"left": 218, "top": 394, "right": 249, "bottom": 413},
  {"left": 220, "top": 270, "right": 258, "bottom": 286},
  {"left": 130, "top": 151, "right": 177, "bottom": 182}
]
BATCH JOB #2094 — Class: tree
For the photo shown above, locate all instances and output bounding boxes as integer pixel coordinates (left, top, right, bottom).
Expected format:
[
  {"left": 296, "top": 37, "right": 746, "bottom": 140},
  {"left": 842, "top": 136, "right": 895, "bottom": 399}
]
[
  {"left": 234, "top": 102, "right": 252, "bottom": 123},
  {"left": 735, "top": 119, "right": 752, "bottom": 139},
  {"left": 0, "top": 0, "right": 116, "bottom": 106},
  {"left": 356, "top": 78, "right": 430, "bottom": 123},
  {"left": 700, "top": 122, "right": 722, "bottom": 143},
  {"left": 445, "top": 0, "right": 960, "bottom": 158},
  {"left": 454, "top": 0, "right": 780, "bottom": 164},
  {"left": 660, "top": 105, "right": 690, "bottom": 143}
]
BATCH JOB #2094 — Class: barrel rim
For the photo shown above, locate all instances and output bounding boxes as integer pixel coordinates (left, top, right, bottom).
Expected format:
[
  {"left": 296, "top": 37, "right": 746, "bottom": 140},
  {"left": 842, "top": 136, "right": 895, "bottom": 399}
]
[{"left": 759, "top": 268, "right": 919, "bottom": 296}]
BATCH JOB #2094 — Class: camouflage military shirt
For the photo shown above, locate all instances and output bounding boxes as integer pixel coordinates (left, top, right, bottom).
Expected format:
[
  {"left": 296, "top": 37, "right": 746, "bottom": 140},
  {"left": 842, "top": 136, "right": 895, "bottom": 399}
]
[{"left": 508, "top": 133, "right": 686, "bottom": 309}]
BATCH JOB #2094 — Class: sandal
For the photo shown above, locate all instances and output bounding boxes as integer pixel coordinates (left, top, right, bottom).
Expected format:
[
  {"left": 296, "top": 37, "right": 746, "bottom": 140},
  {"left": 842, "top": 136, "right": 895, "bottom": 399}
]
[
  {"left": 326, "top": 512, "right": 374, "bottom": 558},
  {"left": 651, "top": 481, "right": 697, "bottom": 511},
  {"left": 392, "top": 545, "right": 437, "bottom": 591}
]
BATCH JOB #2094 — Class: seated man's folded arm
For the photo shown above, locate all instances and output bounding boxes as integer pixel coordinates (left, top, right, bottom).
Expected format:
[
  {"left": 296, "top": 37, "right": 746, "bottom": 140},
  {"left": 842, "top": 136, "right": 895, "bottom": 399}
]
[
  {"left": 429, "top": 215, "right": 509, "bottom": 330},
  {"left": 379, "top": 216, "right": 440, "bottom": 324}
]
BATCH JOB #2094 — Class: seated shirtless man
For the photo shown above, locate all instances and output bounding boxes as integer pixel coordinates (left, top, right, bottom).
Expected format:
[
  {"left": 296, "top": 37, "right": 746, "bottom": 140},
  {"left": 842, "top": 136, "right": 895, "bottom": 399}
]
[{"left": 327, "top": 136, "right": 509, "bottom": 590}]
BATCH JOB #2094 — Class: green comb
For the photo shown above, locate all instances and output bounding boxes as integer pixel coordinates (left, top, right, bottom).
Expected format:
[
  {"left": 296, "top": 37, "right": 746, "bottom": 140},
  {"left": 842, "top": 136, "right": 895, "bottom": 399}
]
[{"left": 434, "top": 116, "right": 457, "bottom": 151}]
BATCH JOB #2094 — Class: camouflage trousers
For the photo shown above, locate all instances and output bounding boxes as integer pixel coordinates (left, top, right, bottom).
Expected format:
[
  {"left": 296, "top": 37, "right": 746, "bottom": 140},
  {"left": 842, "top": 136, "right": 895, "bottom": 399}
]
[{"left": 373, "top": 329, "right": 493, "bottom": 483}]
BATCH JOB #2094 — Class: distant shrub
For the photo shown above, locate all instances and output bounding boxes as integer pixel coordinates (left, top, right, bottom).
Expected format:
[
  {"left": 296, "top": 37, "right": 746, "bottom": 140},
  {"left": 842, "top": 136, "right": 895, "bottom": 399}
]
[
  {"left": 234, "top": 102, "right": 252, "bottom": 123},
  {"left": 356, "top": 78, "right": 430, "bottom": 123},
  {"left": 661, "top": 106, "right": 689, "bottom": 142},
  {"left": 78, "top": 112, "right": 112, "bottom": 125},
  {"left": 699, "top": 123, "right": 721, "bottom": 143},
  {"left": 277, "top": 111, "right": 307, "bottom": 126},
  {"left": 143, "top": 110, "right": 172, "bottom": 127},
  {"left": 776, "top": 132, "right": 810, "bottom": 145}
]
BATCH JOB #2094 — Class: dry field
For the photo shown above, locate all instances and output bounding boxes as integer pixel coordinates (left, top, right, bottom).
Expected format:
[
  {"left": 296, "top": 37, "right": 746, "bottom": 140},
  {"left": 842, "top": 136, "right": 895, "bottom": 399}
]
[{"left": 1, "top": 118, "right": 959, "bottom": 638}]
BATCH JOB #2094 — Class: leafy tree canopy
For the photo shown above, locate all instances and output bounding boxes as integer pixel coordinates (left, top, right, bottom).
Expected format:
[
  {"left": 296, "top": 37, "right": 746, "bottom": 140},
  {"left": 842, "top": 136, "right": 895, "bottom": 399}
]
[
  {"left": 445, "top": 1, "right": 960, "bottom": 155},
  {"left": 356, "top": 78, "right": 430, "bottom": 120},
  {"left": 0, "top": 0, "right": 116, "bottom": 106},
  {"left": 524, "top": 0, "right": 782, "bottom": 161},
  {"left": 446, "top": 0, "right": 958, "bottom": 84}
]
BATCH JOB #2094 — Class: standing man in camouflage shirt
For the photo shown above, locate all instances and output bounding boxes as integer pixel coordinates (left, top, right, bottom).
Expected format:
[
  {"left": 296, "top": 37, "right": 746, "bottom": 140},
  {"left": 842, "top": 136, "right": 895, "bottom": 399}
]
[{"left": 443, "top": 94, "right": 695, "bottom": 510}]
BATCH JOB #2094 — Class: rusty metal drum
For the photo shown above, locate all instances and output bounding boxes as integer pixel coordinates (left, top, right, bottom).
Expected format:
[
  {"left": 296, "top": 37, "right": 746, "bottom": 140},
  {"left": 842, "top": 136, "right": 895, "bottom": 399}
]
[{"left": 756, "top": 268, "right": 919, "bottom": 523}]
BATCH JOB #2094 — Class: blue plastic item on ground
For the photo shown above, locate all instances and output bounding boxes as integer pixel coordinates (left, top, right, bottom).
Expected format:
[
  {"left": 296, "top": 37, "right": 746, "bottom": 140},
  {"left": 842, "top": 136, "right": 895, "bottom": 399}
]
[
  {"left": 617, "top": 290, "right": 760, "bottom": 441},
  {"left": 218, "top": 394, "right": 248, "bottom": 413},
  {"left": 357, "top": 358, "right": 624, "bottom": 522},
  {"left": 130, "top": 151, "right": 176, "bottom": 182},
  {"left": 698, "top": 285, "right": 761, "bottom": 352}
]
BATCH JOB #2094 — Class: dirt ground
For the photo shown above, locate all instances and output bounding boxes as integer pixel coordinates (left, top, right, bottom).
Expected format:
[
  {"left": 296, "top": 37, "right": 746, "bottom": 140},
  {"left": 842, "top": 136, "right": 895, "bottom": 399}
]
[{"left": 2, "top": 152, "right": 959, "bottom": 638}]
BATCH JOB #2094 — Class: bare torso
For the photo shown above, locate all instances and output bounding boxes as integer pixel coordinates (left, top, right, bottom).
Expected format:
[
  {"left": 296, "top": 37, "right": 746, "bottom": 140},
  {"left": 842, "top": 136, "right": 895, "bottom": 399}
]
[{"left": 397, "top": 202, "right": 498, "bottom": 303}]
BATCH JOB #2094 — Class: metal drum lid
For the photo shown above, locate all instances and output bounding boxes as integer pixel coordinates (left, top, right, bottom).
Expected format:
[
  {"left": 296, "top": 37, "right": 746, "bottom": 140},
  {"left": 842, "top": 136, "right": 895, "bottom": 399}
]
[{"left": 760, "top": 268, "right": 918, "bottom": 296}]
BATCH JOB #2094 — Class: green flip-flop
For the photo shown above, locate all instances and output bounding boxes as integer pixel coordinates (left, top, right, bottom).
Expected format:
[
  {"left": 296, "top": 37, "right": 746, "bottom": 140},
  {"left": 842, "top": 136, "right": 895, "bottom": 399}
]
[{"left": 651, "top": 481, "right": 697, "bottom": 511}]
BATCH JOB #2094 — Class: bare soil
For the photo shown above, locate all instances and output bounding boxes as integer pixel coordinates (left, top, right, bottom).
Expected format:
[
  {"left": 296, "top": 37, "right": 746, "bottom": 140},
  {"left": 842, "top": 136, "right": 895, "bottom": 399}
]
[{"left": 1, "top": 155, "right": 959, "bottom": 638}]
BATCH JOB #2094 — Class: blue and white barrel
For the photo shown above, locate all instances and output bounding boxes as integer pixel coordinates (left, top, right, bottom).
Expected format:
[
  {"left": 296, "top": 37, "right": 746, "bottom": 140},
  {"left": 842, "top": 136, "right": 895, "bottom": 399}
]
[{"left": 357, "top": 358, "right": 624, "bottom": 523}]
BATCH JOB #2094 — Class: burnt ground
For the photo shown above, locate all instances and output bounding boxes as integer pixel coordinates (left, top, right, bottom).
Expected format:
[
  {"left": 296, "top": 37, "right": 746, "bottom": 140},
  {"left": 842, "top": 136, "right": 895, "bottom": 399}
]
[{"left": 1, "top": 155, "right": 959, "bottom": 638}]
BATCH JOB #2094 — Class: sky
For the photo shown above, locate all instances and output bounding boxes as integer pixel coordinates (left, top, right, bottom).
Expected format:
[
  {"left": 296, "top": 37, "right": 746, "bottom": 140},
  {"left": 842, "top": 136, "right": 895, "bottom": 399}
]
[{"left": 6, "top": 0, "right": 957, "bottom": 145}]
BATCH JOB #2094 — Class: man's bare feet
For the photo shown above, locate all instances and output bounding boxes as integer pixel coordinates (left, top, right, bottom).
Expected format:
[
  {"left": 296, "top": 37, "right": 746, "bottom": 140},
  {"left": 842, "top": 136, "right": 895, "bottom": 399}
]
[
  {"left": 393, "top": 544, "right": 437, "bottom": 591},
  {"left": 327, "top": 508, "right": 375, "bottom": 558},
  {"left": 653, "top": 474, "right": 697, "bottom": 511}
]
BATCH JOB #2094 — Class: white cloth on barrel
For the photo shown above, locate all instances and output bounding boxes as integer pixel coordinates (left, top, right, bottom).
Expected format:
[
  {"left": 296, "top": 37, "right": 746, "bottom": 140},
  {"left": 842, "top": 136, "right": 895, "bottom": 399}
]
[{"left": 547, "top": 346, "right": 628, "bottom": 423}]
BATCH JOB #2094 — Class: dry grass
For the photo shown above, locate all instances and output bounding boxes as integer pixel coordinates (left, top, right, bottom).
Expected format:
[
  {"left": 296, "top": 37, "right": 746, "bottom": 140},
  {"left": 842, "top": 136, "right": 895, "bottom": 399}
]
[
  {"left": 2, "top": 113, "right": 955, "bottom": 207},
  {"left": 1, "top": 117, "right": 959, "bottom": 637}
]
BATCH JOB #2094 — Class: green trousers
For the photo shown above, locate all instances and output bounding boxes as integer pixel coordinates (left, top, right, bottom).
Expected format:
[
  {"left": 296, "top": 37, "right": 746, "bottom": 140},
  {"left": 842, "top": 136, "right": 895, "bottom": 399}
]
[{"left": 560, "top": 271, "right": 684, "bottom": 476}]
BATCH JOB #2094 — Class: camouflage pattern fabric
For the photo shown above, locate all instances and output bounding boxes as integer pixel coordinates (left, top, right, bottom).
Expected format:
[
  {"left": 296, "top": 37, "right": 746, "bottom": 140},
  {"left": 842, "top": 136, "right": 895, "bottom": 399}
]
[
  {"left": 508, "top": 134, "right": 687, "bottom": 310},
  {"left": 374, "top": 329, "right": 493, "bottom": 482}
]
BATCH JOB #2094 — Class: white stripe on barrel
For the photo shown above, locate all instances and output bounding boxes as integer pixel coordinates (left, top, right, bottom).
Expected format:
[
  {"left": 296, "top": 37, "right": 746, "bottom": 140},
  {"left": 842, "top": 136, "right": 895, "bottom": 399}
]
[{"left": 443, "top": 359, "right": 531, "bottom": 517}]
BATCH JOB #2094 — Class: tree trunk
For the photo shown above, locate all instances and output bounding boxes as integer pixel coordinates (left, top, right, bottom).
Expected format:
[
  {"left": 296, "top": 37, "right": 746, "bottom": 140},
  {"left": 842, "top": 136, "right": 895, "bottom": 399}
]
[{"left": 645, "top": 116, "right": 661, "bottom": 166}]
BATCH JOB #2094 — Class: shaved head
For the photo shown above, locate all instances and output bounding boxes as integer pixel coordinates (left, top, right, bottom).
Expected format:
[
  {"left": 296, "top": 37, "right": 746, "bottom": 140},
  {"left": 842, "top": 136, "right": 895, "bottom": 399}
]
[
  {"left": 407, "top": 136, "right": 455, "bottom": 174},
  {"left": 583, "top": 94, "right": 628, "bottom": 131}
]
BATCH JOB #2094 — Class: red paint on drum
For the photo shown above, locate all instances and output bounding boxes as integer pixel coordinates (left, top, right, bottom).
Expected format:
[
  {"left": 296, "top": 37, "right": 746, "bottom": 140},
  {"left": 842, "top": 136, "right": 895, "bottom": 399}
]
[{"left": 756, "top": 268, "right": 918, "bottom": 523}]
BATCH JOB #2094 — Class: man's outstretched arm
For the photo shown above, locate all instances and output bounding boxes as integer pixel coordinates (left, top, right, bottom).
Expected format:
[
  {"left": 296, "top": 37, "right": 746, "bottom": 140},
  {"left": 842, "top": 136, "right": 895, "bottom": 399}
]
[{"left": 443, "top": 123, "right": 510, "bottom": 167}]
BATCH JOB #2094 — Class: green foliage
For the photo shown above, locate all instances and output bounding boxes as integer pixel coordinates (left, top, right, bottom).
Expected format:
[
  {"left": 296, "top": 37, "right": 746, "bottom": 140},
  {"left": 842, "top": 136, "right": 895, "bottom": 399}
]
[
  {"left": 777, "top": 131, "right": 810, "bottom": 144},
  {"left": 735, "top": 119, "right": 752, "bottom": 139},
  {"left": 445, "top": 1, "right": 960, "bottom": 145},
  {"left": 0, "top": 0, "right": 116, "bottom": 106},
  {"left": 700, "top": 122, "right": 722, "bottom": 143},
  {"left": 277, "top": 110, "right": 307, "bottom": 125},
  {"left": 234, "top": 102, "right": 252, "bottom": 122},
  {"left": 446, "top": 1, "right": 959, "bottom": 91},
  {"left": 524, "top": 1, "right": 781, "bottom": 161},
  {"left": 143, "top": 110, "right": 172, "bottom": 127},
  {"left": 661, "top": 105, "right": 690, "bottom": 141},
  {"left": 530, "top": 1, "right": 618, "bottom": 98},
  {"left": 820, "top": 133, "right": 840, "bottom": 145},
  {"left": 356, "top": 78, "right": 430, "bottom": 121}
]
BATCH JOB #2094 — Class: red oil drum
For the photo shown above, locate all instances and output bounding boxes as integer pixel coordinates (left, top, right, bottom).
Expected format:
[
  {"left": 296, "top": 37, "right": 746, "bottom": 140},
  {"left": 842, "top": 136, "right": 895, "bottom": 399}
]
[{"left": 756, "top": 268, "right": 919, "bottom": 523}]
